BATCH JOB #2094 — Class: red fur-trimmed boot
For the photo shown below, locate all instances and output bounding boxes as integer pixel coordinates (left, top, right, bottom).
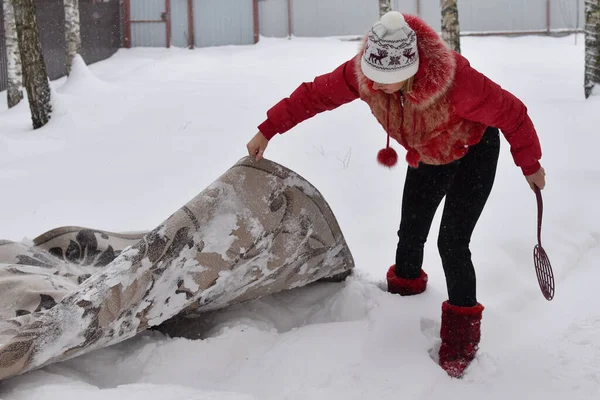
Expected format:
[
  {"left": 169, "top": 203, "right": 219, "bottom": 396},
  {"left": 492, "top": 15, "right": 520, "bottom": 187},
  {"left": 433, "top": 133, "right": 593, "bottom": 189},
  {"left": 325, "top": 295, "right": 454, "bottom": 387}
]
[
  {"left": 438, "top": 301, "right": 484, "bottom": 378},
  {"left": 386, "top": 265, "right": 428, "bottom": 295}
]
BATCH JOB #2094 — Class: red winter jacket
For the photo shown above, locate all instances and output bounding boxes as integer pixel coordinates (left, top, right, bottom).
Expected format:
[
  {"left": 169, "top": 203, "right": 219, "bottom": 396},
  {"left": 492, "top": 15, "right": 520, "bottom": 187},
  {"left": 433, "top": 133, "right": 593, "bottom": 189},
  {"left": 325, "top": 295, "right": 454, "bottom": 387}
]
[{"left": 258, "top": 16, "right": 541, "bottom": 176}]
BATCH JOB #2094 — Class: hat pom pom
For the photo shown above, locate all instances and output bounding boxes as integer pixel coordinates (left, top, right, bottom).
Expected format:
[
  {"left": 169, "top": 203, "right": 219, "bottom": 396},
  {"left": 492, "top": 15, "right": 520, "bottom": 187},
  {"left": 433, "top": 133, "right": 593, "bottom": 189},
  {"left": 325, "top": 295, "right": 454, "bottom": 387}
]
[
  {"left": 377, "top": 147, "right": 398, "bottom": 168},
  {"left": 380, "top": 11, "right": 407, "bottom": 31}
]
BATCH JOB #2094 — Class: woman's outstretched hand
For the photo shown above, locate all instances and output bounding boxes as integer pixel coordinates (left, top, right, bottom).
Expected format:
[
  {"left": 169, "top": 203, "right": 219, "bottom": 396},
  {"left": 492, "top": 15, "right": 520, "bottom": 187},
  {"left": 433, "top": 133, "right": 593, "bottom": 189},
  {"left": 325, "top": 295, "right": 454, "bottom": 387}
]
[
  {"left": 247, "top": 131, "right": 269, "bottom": 161},
  {"left": 526, "top": 165, "right": 546, "bottom": 190}
]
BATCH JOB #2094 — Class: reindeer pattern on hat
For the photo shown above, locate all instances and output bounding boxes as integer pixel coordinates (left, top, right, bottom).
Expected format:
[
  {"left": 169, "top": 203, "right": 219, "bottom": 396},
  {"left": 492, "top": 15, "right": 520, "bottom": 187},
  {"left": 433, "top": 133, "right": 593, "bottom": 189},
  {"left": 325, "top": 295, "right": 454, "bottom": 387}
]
[{"left": 364, "top": 29, "right": 418, "bottom": 72}]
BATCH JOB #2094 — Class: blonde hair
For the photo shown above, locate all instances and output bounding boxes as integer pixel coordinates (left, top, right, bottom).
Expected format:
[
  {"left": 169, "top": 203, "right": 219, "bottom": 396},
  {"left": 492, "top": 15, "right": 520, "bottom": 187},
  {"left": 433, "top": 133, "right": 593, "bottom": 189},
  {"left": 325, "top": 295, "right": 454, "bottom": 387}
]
[{"left": 403, "top": 76, "right": 415, "bottom": 94}]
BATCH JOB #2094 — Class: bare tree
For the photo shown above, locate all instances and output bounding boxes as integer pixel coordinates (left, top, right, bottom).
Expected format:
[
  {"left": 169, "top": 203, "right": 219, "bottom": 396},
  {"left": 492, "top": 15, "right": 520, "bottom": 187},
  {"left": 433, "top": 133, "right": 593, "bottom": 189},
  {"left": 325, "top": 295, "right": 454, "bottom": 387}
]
[
  {"left": 585, "top": 0, "right": 600, "bottom": 98},
  {"left": 379, "top": 0, "right": 392, "bottom": 17},
  {"left": 441, "top": 0, "right": 461, "bottom": 53},
  {"left": 3, "top": 0, "right": 23, "bottom": 108},
  {"left": 12, "top": 0, "right": 51, "bottom": 129},
  {"left": 64, "top": 0, "right": 81, "bottom": 75}
]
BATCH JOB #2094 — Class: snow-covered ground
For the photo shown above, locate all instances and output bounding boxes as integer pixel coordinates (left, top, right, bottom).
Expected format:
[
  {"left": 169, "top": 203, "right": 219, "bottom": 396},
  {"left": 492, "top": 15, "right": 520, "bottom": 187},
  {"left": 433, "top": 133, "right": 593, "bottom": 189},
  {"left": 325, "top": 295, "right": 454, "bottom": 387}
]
[{"left": 1, "top": 33, "right": 599, "bottom": 399}]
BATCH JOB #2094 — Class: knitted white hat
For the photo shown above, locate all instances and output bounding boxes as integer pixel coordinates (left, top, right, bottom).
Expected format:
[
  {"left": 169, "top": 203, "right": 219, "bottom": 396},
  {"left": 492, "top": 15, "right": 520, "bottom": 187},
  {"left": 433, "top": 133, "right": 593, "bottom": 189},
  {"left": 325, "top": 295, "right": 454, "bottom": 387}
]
[{"left": 361, "top": 11, "right": 419, "bottom": 84}]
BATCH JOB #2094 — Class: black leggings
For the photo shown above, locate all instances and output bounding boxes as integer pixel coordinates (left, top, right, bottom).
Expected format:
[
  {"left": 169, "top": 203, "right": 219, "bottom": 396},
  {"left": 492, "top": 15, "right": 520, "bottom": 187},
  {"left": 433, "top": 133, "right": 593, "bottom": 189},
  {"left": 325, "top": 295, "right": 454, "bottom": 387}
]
[{"left": 395, "top": 127, "right": 500, "bottom": 307}]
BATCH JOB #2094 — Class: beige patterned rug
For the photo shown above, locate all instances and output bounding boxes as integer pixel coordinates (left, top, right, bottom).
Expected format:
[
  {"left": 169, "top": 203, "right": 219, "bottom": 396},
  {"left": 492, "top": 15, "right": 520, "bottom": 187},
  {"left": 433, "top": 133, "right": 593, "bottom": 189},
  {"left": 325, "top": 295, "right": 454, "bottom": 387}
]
[{"left": 0, "top": 156, "right": 354, "bottom": 382}]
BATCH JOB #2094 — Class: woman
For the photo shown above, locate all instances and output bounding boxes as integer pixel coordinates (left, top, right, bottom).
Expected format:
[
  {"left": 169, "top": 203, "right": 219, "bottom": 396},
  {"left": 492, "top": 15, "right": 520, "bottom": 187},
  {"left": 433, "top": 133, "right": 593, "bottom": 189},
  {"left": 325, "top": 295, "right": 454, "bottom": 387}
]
[{"left": 246, "top": 11, "right": 545, "bottom": 378}]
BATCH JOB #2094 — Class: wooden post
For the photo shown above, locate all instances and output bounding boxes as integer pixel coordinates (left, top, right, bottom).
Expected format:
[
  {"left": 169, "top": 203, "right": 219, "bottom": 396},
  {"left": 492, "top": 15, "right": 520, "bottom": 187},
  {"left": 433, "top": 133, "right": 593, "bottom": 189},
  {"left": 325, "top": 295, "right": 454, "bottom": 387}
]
[
  {"left": 253, "top": 0, "right": 259, "bottom": 44},
  {"left": 546, "top": 0, "right": 551, "bottom": 33},
  {"left": 187, "top": 0, "right": 195, "bottom": 49},
  {"left": 123, "top": 0, "right": 132, "bottom": 48},
  {"left": 165, "top": 0, "right": 171, "bottom": 48},
  {"left": 287, "top": 0, "right": 292, "bottom": 38}
]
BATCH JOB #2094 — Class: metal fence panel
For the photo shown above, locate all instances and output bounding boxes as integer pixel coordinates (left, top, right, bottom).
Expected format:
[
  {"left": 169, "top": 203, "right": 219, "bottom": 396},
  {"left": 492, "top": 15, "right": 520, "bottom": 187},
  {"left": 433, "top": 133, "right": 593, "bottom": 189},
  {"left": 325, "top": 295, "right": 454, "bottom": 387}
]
[
  {"left": 551, "top": 0, "right": 584, "bottom": 31},
  {"left": 259, "top": 0, "right": 288, "bottom": 38},
  {"left": 291, "top": 0, "right": 378, "bottom": 37},
  {"left": 170, "top": 0, "right": 189, "bottom": 48},
  {"left": 392, "top": 0, "right": 440, "bottom": 33},
  {"left": 460, "top": 0, "right": 547, "bottom": 33},
  {"left": 132, "top": 23, "right": 167, "bottom": 47},
  {"left": 392, "top": 0, "right": 418, "bottom": 15},
  {"left": 38, "top": 0, "right": 122, "bottom": 79},
  {"left": 79, "top": 1, "right": 122, "bottom": 68},
  {"left": 130, "top": 0, "right": 167, "bottom": 47},
  {"left": 417, "top": 0, "right": 442, "bottom": 32},
  {"left": 393, "top": 0, "right": 584, "bottom": 34},
  {"left": 193, "top": 0, "right": 254, "bottom": 47},
  {"left": 130, "top": 0, "right": 165, "bottom": 20},
  {"left": 35, "top": 0, "right": 67, "bottom": 80}
]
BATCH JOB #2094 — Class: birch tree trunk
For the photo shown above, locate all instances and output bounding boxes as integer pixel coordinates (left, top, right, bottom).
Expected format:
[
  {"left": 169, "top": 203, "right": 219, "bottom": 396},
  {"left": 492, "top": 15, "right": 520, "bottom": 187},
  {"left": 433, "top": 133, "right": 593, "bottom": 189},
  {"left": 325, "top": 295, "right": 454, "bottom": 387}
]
[
  {"left": 379, "top": 0, "right": 392, "bottom": 18},
  {"left": 12, "top": 0, "right": 51, "bottom": 129},
  {"left": 3, "top": 0, "right": 23, "bottom": 108},
  {"left": 64, "top": 0, "right": 81, "bottom": 75},
  {"left": 441, "top": 0, "right": 461, "bottom": 53},
  {"left": 585, "top": 0, "right": 600, "bottom": 98}
]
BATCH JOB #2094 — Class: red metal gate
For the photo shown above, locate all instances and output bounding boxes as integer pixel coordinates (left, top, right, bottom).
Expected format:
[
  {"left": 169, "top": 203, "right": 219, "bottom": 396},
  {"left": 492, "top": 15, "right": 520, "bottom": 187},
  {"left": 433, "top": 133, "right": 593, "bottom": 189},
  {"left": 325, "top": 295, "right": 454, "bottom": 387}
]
[{"left": 122, "top": 0, "right": 171, "bottom": 48}]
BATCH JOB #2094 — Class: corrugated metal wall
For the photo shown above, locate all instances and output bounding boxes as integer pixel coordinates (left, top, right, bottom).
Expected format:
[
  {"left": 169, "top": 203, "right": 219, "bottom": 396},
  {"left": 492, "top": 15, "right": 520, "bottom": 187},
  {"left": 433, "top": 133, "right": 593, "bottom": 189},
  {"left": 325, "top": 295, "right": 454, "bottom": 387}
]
[
  {"left": 121, "top": 0, "right": 587, "bottom": 48},
  {"left": 37, "top": 0, "right": 122, "bottom": 80},
  {"left": 257, "top": 0, "right": 388, "bottom": 39},
  {"left": 417, "top": 0, "right": 442, "bottom": 33},
  {"left": 551, "top": 0, "right": 585, "bottom": 31},
  {"left": 290, "top": 0, "right": 378, "bottom": 37},
  {"left": 129, "top": 0, "right": 168, "bottom": 47},
  {"left": 392, "top": 0, "right": 418, "bottom": 16},
  {"left": 128, "top": 0, "right": 255, "bottom": 48},
  {"left": 459, "top": 0, "right": 547, "bottom": 33},
  {"left": 257, "top": 0, "right": 585, "bottom": 39},
  {"left": 80, "top": 1, "right": 123, "bottom": 66},
  {"left": 193, "top": 0, "right": 254, "bottom": 47},
  {"left": 170, "top": 0, "right": 189, "bottom": 48},
  {"left": 259, "top": 0, "right": 288, "bottom": 38},
  {"left": 36, "top": 0, "right": 69, "bottom": 80},
  {"left": 391, "top": 1, "right": 442, "bottom": 32},
  {"left": 394, "top": 0, "right": 585, "bottom": 34},
  {"left": 392, "top": 0, "right": 438, "bottom": 32}
]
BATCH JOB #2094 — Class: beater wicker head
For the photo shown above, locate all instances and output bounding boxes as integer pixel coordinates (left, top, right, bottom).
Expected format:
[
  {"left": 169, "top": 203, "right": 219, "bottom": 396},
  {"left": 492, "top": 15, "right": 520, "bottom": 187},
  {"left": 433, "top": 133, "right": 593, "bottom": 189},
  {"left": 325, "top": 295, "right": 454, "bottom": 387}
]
[{"left": 533, "top": 185, "right": 555, "bottom": 301}]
